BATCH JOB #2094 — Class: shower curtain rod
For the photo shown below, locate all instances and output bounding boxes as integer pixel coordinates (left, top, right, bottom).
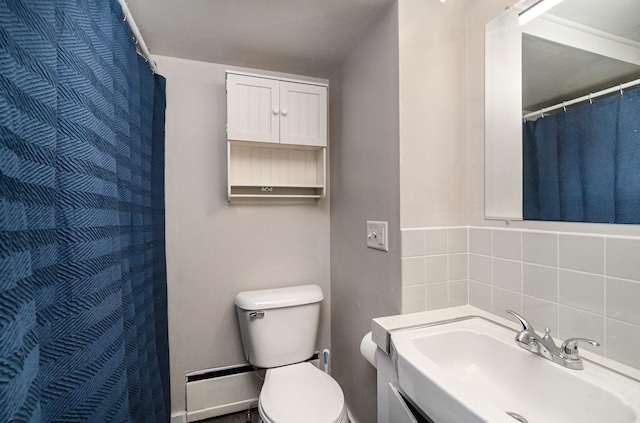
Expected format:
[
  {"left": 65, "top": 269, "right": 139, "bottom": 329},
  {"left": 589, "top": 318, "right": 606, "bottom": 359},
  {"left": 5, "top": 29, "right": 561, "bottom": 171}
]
[
  {"left": 117, "top": 0, "right": 158, "bottom": 73},
  {"left": 523, "top": 77, "right": 640, "bottom": 120}
]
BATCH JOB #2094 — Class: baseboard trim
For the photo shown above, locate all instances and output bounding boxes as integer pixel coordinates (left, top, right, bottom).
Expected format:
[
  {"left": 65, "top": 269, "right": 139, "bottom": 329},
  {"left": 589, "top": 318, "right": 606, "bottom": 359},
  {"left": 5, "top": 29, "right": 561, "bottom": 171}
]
[{"left": 170, "top": 412, "right": 187, "bottom": 423}]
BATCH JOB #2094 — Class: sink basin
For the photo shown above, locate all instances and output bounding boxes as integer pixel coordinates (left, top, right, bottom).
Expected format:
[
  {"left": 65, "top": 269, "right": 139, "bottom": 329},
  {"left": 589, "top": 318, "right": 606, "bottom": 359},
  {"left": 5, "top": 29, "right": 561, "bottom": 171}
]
[{"left": 391, "top": 317, "right": 640, "bottom": 423}]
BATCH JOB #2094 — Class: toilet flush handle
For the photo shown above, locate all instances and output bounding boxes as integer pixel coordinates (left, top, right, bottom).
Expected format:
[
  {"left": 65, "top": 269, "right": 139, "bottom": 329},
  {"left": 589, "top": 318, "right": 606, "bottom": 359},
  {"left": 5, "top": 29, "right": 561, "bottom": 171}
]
[{"left": 249, "top": 311, "right": 265, "bottom": 319}]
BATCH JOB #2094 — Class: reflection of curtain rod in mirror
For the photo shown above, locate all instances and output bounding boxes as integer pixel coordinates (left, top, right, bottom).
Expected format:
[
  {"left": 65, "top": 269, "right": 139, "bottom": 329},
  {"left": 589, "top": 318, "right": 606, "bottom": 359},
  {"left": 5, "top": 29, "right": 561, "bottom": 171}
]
[
  {"left": 522, "top": 77, "right": 640, "bottom": 120},
  {"left": 519, "top": 0, "right": 565, "bottom": 26}
]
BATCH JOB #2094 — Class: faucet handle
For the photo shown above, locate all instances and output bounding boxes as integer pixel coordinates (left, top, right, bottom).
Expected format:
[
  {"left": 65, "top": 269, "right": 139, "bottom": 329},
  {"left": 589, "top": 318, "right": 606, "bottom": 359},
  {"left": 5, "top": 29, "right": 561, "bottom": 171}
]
[
  {"left": 560, "top": 337, "right": 600, "bottom": 357},
  {"left": 506, "top": 310, "right": 535, "bottom": 332}
]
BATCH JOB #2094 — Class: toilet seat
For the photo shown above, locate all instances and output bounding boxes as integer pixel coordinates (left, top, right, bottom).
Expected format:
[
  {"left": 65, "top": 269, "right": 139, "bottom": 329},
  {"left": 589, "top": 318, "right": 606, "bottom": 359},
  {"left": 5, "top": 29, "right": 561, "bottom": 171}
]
[{"left": 259, "top": 362, "right": 347, "bottom": 423}]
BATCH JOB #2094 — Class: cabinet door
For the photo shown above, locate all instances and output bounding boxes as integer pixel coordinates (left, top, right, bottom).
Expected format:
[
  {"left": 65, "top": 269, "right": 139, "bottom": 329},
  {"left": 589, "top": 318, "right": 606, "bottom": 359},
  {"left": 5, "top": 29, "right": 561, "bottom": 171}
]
[
  {"left": 279, "top": 81, "right": 327, "bottom": 146},
  {"left": 388, "top": 384, "right": 421, "bottom": 423},
  {"left": 227, "top": 74, "right": 280, "bottom": 143}
]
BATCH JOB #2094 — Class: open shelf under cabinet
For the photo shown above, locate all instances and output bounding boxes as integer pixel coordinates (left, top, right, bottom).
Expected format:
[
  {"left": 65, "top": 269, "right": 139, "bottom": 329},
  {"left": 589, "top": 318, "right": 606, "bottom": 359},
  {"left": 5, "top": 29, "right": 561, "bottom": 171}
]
[{"left": 227, "top": 141, "right": 326, "bottom": 200}]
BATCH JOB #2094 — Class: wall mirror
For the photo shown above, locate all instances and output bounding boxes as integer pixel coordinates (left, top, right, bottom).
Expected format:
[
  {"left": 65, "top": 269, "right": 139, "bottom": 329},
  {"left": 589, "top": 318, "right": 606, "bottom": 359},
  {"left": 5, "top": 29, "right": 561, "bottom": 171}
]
[{"left": 485, "top": 0, "right": 640, "bottom": 222}]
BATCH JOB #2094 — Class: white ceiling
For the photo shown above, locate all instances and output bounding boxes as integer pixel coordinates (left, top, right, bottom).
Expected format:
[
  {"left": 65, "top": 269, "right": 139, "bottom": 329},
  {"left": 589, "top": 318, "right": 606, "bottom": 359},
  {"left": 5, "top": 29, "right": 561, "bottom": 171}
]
[
  {"left": 548, "top": 0, "right": 640, "bottom": 42},
  {"left": 127, "top": 0, "right": 640, "bottom": 108},
  {"left": 127, "top": 0, "right": 395, "bottom": 78},
  {"left": 522, "top": 0, "right": 640, "bottom": 110}
]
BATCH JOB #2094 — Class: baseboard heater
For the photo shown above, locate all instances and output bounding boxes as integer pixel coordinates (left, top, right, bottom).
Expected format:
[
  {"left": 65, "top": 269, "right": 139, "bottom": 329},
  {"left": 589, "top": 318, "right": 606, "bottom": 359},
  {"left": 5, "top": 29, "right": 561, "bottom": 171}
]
[
  {"left": 185, "top": 354, "right": 319, "bottom": 422},
  {"left": 185, "top": 363, "right": 262, "bottom": 422}
]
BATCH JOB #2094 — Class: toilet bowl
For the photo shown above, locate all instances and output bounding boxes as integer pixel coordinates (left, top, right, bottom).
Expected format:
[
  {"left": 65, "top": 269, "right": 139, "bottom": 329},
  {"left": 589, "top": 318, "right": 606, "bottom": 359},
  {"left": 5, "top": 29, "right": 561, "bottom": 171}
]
[
  {"left": 258, "top": 362, "right": 347, "bottom": 423},
  {"left": 235, "top": 284, "right": 348, "bottom": 423}
]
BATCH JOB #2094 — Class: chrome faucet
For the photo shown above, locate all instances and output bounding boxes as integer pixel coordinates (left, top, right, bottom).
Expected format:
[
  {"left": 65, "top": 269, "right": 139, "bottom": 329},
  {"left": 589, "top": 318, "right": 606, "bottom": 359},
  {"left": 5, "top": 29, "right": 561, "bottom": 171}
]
[{"left": 506, "top": 310, "right": 600, "bottom": 370}]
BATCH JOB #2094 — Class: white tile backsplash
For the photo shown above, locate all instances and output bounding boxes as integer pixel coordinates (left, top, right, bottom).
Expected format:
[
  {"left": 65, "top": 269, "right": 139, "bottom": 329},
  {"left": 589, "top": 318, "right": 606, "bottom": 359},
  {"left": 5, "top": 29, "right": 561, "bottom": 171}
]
[
  {"left": 493, "top": 258, "right": 521, "bottom": 292},
  {"left": 493, "top": 230, "right": 521, "bottom": 260},
  {"left": 606, "top": 277, "right": 640, "bottom": 325},
  {"left": 523, "top": 263, "right": 558, "bottom": 302},
  {"left": 493, "top": 287, "right": 521, "bottom": 316},
  {"left": 607, "top": 319, "right": 640, "bottom": 369},
  {"left": 449, "top": 280, "right": 468, "bottom": 307},
  {"left": 401, "top": 229, "right": 426, "bottom": 257},
  {"left": 469, "top": 280, "right": 492, "bottom": 313},
  {"left": 523, "top": 295, "right": 559, "bottom": 335},
  {"left": 401, "top": 226, "right": 640, "bottom": 372},
  {"left": 523, "top": 231, "right": 558, "bottom": 266},
  {"left": 401, "top": 284, "right": 426, "bottom": 314},
  {"left": 401, "top": 257, "right": 425, "bottom": 286},
  {"left": 400, "top": 228, "right": 470, "bottom": 312},
  {"left": 447, "top": 228, "right": 468, "bottom": 253},
  {"left": 448, "top": 253, "right": 468, "bottom": 280},
  {"left": 606, "top": 237, "right": 640, "bottom": 281},
  {"left": 426, "top": 282, "right": 448, "bottom": 310},
  {"left": 469, "top": 228, "right": 492, "bottom": 255},
  {"left": 559, "top": 270, "right": 604, "bottom": 314},
  {"left": 426, "top": 255, "right": 448, "bottom": 283},
  {"left": 559, "top": 234, "right": 604, "bottom": 274},
  {"left": 426, "top": 229, "right": 448, "bottom": 255},
  {"left": 469, "top": 254, "right": 492, "bottom": 284},
  {"left": 558, "top": 306, "right": 604, "bottom": 354}
]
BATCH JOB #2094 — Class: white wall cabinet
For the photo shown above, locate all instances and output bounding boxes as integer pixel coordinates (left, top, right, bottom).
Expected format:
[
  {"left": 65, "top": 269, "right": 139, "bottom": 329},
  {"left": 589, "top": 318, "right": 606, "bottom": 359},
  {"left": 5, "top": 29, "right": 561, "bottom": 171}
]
[
  {"left": 225, "top": 71, "right": 328, "bottom": 200},
  {"left": 226, "top": 72, "right": 327, "bottom": 147}
]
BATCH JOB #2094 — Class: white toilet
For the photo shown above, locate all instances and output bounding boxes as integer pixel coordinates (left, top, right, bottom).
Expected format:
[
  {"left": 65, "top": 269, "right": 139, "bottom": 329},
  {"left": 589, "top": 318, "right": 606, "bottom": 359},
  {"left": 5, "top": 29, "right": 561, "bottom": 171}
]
[{"left": 235, "top": 284, "right": 348, "bottom": 423}]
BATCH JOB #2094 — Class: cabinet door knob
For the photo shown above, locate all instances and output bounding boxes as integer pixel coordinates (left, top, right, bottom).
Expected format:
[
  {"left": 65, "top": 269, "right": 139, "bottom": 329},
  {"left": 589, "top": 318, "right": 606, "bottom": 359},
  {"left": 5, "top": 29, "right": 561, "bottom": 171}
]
[
  {"left": 281, "top": 108, "right": 288, "bottom": 116},
  {"left": 273, "top": 108, "right": 279, "bottom": 115}
]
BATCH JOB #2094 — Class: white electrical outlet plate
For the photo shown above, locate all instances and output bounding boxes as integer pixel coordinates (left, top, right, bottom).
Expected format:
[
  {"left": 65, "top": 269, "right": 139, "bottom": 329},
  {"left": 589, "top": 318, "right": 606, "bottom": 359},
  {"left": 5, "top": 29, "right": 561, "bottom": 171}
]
[{"left": 366, "top": 221, "right": 389, "bottom": 251}]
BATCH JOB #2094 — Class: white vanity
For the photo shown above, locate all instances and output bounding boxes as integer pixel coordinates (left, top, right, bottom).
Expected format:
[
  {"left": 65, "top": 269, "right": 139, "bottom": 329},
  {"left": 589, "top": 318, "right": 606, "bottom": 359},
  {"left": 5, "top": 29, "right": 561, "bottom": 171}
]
[{"left": 372, "top": 306, "right": 640, "bottom": 423}]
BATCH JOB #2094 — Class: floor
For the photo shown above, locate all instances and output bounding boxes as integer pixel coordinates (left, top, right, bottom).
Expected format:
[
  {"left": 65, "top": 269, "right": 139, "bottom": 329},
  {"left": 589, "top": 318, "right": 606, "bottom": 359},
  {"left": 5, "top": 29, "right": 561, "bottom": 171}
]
[{"left": 200, "top": 408, "right": 262, "bottom": 423}]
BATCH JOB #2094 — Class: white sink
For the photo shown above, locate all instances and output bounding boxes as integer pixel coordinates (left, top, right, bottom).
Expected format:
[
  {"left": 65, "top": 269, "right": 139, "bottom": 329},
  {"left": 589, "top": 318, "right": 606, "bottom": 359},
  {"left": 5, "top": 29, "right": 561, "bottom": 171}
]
[{"left": 392, "top": 317, "right": 640, "bottom": 423}]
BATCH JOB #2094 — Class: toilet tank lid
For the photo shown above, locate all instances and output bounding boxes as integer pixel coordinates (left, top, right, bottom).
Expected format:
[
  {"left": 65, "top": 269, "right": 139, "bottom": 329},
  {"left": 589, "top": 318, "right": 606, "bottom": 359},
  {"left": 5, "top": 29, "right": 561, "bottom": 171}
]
[{"left": 235, "top": 284, "right": 323, "bottom": 310}]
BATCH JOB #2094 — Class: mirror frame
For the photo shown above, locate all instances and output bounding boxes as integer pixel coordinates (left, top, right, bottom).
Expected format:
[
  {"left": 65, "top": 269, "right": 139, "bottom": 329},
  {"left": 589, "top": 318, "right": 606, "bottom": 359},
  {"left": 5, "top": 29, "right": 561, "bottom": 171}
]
[{"left": 484, "top": 7, "right": 523, "bottom": 221}]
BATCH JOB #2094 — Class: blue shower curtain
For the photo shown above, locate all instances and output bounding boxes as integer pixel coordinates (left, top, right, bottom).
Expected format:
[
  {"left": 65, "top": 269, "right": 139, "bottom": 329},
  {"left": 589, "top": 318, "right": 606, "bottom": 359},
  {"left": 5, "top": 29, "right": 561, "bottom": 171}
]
[
  {"left": 523, "top": 87, "right": 640, "bottom": 224},
  {"left": 0, "top": 0, "right": 169, "bottom": 422}
]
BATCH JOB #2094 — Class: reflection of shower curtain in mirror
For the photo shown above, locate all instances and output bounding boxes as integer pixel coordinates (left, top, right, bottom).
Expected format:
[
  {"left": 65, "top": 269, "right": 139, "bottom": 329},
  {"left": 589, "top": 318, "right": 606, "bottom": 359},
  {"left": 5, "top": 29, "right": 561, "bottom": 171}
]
[{"left": 523, "top": 88, "right": 640, "bottom": 224}]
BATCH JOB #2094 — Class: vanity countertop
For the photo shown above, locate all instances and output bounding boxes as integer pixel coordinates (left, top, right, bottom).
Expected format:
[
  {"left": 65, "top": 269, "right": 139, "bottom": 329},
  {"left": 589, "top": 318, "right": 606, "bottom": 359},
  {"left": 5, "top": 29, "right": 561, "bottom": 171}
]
[{"left": 372, "top": 305, "right": 640, "bottom": 382}]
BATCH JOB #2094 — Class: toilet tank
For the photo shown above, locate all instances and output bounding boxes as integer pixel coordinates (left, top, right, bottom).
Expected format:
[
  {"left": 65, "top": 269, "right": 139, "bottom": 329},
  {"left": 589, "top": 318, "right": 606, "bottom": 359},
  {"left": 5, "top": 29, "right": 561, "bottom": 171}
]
[{"left": 235, "top": 284, "right": 323, "bottom": 368}]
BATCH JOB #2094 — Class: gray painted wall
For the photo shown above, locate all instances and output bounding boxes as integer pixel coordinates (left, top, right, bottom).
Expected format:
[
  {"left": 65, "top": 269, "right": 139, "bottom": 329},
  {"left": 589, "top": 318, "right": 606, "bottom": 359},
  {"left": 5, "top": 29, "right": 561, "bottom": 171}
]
[
  {"left": 157, "top": 56, "right": 331, "bottom": 414},
  {"left": 329, "top": 4, "right": 401, "bottom": 422}
]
